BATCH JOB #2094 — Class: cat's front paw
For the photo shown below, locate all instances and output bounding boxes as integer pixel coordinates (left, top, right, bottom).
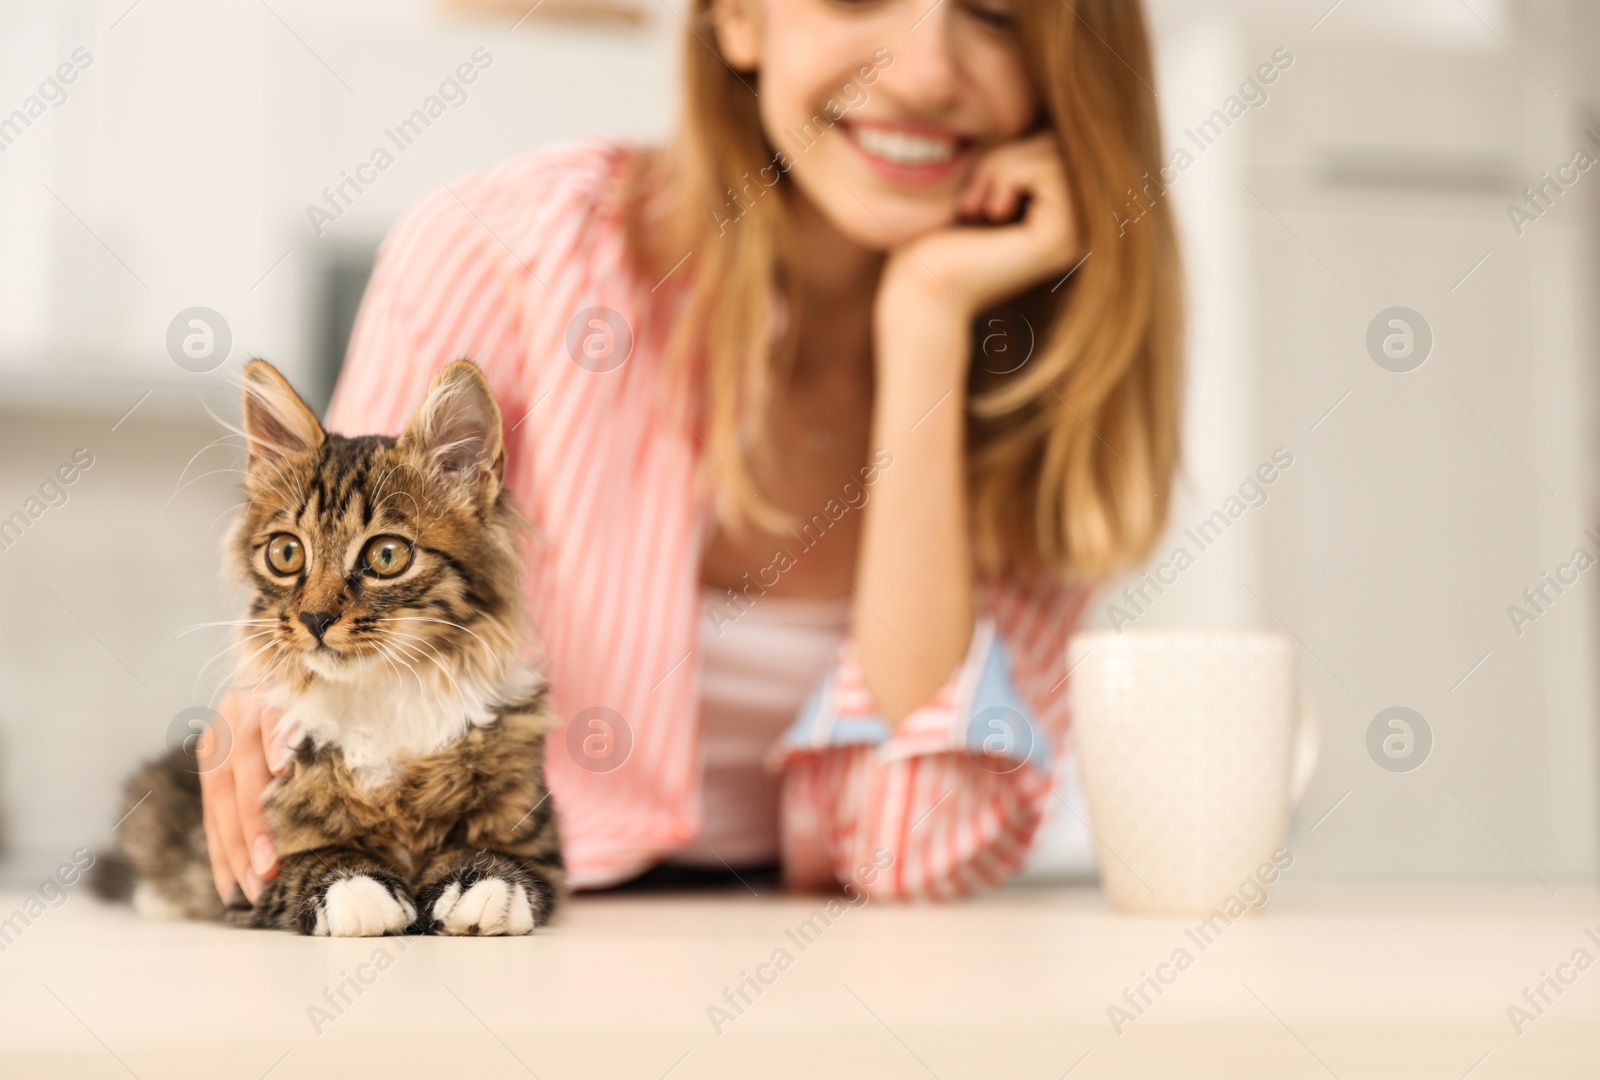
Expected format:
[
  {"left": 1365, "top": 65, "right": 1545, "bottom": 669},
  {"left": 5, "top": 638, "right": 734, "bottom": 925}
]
[
  {"left": 423, "top": 872, "right": 537, "bottom": 937},
  {"left": 310, "top": 874, "right": 417, "bottom": 937}
]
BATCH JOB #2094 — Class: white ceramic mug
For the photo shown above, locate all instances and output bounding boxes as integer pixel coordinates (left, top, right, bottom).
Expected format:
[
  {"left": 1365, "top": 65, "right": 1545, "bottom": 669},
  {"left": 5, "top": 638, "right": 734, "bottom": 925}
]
[{"left": 1067, "top": 630, "right": 1319, "bottom": 915}]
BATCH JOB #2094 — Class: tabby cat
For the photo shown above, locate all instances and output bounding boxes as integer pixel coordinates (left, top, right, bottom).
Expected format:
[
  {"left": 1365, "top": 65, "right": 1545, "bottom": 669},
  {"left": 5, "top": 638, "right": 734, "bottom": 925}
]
[{"left": 95, "top": 359, "right": 562, "bottom": 936}]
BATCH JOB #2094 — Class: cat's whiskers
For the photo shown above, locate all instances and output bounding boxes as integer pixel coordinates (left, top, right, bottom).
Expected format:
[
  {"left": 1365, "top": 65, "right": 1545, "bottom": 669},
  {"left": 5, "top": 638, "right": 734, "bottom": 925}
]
[
  {"left": 373, "top": 617, "right": 507, "bottom": 677},
  {"left": 230, "top": 632, "right": 295, "bottom": 684},
  {"left": 207, "top": 499, "right": 251, "bottom": 536},
  {"left": 201, "top": 403, "right": 311, "bottom": 511},
  {"left": 215, "top": 639, "right": 289, "bottom": 707},
  {"left": 390, "top": 630, "right": 477, "bottom": 690},
  {"left": 173, "top": 618, "right": 277, "bottom": 639},
  {"left": 373, "top": 640, "right": 427, "bottom": 695},
  {"left": 155, "top": 463, "right": 259, "bottom": 526},
  {"left": 186, "top": 425, "right": 305, "bottom": 519},
  {"left": 170, "top": 433, "right": 249, "bottom": 494},
  {"left": 383, "top": 634, "right": 467, "bottom": 702},
  {"left": 368, "top": 641, "right": 414, "bottom": 696},
  {"left": 195, "top": 628, "right": 277, "bottom": 665},
  {"left": 253, "top": 642, "right": 294, "bottom": 688},
  {"left": 377, "top": 627, "right": 459, "bottom": 658},
  {"left": 192, "top": 630, "right": 278, "bottom": 695},
  {"left": 194, "top": 633, "right": 280, "bottom": 700}
]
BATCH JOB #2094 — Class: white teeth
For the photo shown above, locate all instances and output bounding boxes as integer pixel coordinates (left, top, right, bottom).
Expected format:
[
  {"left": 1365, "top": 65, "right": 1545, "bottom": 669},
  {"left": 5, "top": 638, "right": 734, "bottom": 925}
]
[{"left": 853, "top": 126, "right": 957, "bottom": 166}]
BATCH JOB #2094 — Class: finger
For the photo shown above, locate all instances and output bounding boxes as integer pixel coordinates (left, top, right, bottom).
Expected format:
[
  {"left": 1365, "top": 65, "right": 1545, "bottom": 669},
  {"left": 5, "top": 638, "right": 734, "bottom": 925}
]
[
  {"left": 262, "top": 707, "right": 293, "bottom": 777},
  {"left": 978, "top": 156, "right": 1074, "bottom": 258},
  {"left": 201, "top": 797, "right": 237, "bottom": 905},
  {"left": 961, "top": 135, "right": 1045, "bottom": 213},
  {"left": 998, "top": 148, "right": 1064, "bottom": 209},
  {"left": 233, "top": 720, "right": 280, "bottom": 879},
  {"left": 957, "top": 166, "right": 991, "bottom": 219},
  {"left": 984, "top": 175, "right": 1024, "bottom": 223},
  {"left": 198, "top": 721, "right": 243, "bottom": 901},
  {"left": 202, "top": 760, "right": 262, "bottom": 903},
  {"left": 965, "top": 141, "right": 1057, "bottom": 224}
]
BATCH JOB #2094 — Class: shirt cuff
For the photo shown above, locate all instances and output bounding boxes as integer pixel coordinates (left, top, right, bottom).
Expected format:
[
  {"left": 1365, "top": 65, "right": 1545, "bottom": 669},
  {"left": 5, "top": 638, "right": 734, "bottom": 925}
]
[{"left": 766, "top": 615, "right": 1051, "bottom": 775}]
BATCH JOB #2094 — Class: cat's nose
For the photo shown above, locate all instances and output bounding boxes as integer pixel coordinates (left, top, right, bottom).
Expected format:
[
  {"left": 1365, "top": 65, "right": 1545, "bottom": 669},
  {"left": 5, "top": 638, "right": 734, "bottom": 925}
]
[{"left": 297, "top": 610, "right": 339, "bottom": 640}]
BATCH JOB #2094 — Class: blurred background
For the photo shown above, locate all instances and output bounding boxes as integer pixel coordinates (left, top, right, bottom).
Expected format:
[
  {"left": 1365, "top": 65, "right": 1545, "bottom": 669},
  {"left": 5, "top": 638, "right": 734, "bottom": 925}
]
[{"left": 0, "top": 0, "right": 1595, "bottom": 887}]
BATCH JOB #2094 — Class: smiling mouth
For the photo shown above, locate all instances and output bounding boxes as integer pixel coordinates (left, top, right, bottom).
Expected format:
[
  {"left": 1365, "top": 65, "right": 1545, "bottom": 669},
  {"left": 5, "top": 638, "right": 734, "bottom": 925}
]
[{"left": 850, "top": 125, "right": 962, "bottom": 167}]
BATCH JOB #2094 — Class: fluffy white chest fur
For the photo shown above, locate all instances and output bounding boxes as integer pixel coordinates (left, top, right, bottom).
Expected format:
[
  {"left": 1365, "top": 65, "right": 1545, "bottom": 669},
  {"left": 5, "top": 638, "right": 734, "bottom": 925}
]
[{"left": 266, "top": 657, "right": 542, "bottom": 788}]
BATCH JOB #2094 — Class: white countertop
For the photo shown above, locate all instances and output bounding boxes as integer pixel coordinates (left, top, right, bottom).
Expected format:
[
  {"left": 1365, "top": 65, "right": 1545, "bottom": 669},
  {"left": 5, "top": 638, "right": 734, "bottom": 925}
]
[{"left": 0, "top": 880, "right": 1593, "bottom": 1078}]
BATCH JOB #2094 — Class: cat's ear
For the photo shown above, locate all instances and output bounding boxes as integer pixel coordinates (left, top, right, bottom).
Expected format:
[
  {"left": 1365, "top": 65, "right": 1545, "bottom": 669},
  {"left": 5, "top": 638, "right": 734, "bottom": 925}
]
[
  {"left": 400, "top": 360, "right": 505, "bottom": 505},
  {"left": 241, "top": 360, "right": 325, "bottom": 474}
]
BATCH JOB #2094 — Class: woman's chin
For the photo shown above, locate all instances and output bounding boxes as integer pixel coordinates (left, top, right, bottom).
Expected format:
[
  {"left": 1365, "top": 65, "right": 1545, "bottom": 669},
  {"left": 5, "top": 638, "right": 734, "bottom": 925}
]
[
  {"left": 785, "top": 160, "right": 961, "bottom": 255},
  {"left": 824, "top": 193, "right": 961, "bottom": 253}
]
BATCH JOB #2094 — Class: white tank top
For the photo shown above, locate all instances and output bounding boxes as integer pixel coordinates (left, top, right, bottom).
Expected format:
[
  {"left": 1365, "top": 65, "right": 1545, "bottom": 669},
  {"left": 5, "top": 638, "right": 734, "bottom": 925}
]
[{"left": 668, "top": 586, "right": 851, "bottom": 868}]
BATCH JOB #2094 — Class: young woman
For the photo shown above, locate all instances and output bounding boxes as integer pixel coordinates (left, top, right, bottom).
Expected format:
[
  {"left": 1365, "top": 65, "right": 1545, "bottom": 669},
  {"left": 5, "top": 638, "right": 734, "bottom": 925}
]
[{"left": 200, "top": 0, "right": 1180, "bottom": 902}]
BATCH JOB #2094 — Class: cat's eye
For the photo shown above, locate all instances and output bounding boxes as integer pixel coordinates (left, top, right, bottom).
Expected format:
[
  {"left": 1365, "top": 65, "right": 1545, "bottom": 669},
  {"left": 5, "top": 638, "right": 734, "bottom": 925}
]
[
  {"left": 361, "top": 535, "right": 413, "bottom": 578},
  {"left": 265, "top": 533, "right": 305, "bottom": 575}
]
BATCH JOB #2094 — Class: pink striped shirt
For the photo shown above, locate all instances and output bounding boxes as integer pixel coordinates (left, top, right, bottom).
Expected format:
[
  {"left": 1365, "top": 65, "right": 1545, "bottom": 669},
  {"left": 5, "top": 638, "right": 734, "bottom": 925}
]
[{"left": 327, "top": 140, "right": 1090, "bottom": 895}]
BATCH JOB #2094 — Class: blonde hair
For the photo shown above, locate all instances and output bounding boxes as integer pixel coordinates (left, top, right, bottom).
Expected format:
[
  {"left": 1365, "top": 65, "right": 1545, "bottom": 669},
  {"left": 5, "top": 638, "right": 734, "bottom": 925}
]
[{"left": 627, "top": 0, "right": 1181, "bottom": 581}]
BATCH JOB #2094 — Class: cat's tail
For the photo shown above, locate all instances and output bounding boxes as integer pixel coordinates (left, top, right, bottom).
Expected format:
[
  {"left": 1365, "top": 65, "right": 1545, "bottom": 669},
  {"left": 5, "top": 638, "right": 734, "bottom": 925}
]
[
  {"left": 87, "top": 850, "right": 134, "bottom": 903},
  {"left": 93, "top": 751, "right": 225, "bottom": 919}
]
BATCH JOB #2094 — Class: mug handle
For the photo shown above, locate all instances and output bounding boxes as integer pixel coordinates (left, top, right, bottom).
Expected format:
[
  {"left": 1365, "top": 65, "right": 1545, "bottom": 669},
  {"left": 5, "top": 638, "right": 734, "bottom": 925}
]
[{"left": 1290, "top": 692, "right": 1321, "bottom": 804}]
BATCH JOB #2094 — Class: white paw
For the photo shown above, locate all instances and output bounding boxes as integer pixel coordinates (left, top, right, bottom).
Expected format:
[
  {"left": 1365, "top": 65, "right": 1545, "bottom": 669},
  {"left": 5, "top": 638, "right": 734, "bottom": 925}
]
[
  {"left": 132, "top": 882, "right": 185, "bottom": 920},
  {"left": 314, "top": 875, "right": 416, "bottom": 937},
  {"left": 431, "top": 877, "right": 536, "bottom": 936}
]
